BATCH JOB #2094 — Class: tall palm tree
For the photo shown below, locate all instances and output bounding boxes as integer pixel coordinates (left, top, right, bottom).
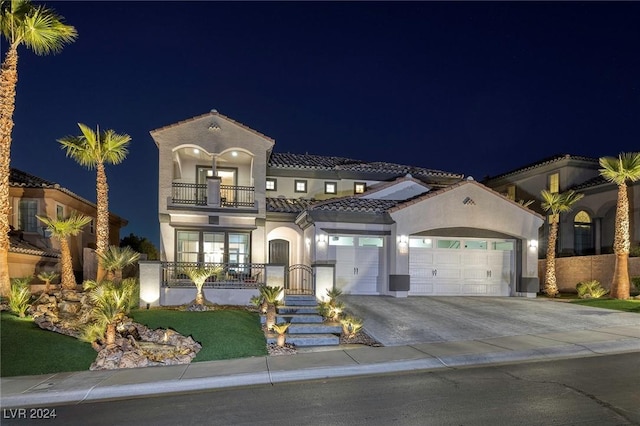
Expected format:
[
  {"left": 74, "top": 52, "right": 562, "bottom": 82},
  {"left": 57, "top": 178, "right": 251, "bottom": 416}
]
[
  {"left": 599, "top": 152, "right": 640, "bottom": 299},
  {"left": 37, "top": 212, "right": 91, "bottom": 290},
  {"left": 0, "top": 0, "right": 76, "bottom": 297},
  {"left": 58, "top": 124, "right": 131, "bottom": 281},
  {"left": 540, "top": 189, "right": 584, "bottom": 297},
  {"left": 97, "top": 245, "right": 140, "bottom": 285}
]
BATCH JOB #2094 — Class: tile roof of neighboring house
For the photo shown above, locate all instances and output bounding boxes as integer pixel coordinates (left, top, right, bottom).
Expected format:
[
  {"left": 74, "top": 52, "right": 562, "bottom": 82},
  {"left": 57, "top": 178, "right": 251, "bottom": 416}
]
[
  {"left": 569, "top": 175, "right": 610, "bottom": 191},
  {"left": 9, "top": 234, "right": 60, "bottom": 258},
  {"left": 149, "top": 110, "right": 275, "bottom": 143},
  {"left": 268, "top": 152, "right": 463, "bottom": 179},
  {"left": 484, "top": 154, "right": 599, "bottom": 181}
]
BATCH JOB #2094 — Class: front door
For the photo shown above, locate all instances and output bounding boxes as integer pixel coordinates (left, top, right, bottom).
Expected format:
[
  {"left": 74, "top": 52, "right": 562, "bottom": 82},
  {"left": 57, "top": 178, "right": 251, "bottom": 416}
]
[{"left": 269, "top": 239, "right": 289, "bottom": 266}]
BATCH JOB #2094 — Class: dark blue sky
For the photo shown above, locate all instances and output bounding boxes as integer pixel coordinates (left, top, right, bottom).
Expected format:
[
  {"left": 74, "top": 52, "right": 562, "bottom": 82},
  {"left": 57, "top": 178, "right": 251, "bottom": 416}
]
[{"left": 5, "top": 1, "right": 640, "bottom": 248}]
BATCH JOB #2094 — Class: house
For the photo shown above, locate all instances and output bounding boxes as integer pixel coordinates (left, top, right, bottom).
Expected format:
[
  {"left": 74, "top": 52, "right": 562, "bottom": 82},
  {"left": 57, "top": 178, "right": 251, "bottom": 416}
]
[
  {"left": 143, "top": 110, "right": 543, "bottom": 306},
  {"left": 482, "top": 154, "right": 640, "bottom": 258},
  {"left": 9, "top": 168, "right": 128, "bottom": 284}
]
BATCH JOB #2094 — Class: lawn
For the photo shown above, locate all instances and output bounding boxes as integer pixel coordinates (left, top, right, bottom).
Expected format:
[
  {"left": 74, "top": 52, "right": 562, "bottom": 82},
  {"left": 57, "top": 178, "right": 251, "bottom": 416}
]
[
  {"left": 0, "top": 308, "right": 267, "bottom": 378},
  {"left": 569, "top": 298, "right": 640, "bottom": 313}
]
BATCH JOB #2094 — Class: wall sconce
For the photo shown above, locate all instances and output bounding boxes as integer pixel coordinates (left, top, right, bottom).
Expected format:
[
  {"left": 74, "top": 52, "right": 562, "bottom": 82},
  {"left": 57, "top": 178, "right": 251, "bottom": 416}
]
[
  {"left": 529, "top": 239, "right": 538, "bottom": 250},
  {"left": 316, "top": 234, "right": 327, "bottom": 245},
  {"left": 398, "top": 235, "right": 409, "bottom": 245},
  {"left": 305, "top": 238, "right": 311, "bottom": 246}
]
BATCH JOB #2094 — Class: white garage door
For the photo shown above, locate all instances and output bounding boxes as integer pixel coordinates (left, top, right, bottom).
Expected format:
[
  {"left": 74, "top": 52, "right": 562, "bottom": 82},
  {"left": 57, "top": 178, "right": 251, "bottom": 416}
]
[
  {"left": 409, "top": 237, "right": 514, "bottom": 296},
  {"left": 330, "top": 235, "right": 383, "bottom": 295}
]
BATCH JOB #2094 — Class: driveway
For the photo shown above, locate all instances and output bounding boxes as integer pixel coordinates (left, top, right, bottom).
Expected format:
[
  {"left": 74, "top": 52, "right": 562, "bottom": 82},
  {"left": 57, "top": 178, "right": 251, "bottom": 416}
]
[{"left": 342, "top": 296, "right": 640, "bottom": 346}]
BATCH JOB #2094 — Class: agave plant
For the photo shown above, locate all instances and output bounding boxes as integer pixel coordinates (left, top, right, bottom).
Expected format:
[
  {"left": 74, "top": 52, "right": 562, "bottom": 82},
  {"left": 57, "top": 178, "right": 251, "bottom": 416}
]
[
  {"left": 576, "top": 280, "right": 609, "bottom": 299},
  {"left": 340, "top": 315, "right": 364, "bottom": 338},
  {"left": 259, "top": 285, "right": 283, "bottom": 330},
  {"left": 37, "top": 271, "right": 59, "bottom": 294},
  {"left": 271, "top": 322, "right": 291, "bottom": 347},
  {"left": 8, "top": 276, "right": 32, "bottom": 318},
  {"left": 84, "top": 278, "right": 137, "bottom": 346}
]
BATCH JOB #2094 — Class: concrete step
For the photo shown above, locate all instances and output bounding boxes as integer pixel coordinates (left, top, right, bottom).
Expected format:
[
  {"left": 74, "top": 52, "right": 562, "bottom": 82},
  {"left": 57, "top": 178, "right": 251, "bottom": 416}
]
[
  {"left": 288, "top": 322, "right": 342, "bottom": 334},
  {"left": 282, "top": 297, "right": 318, "bottom": 306},
  {"left": 278, "top": 305, "right": 319, "bottom": 315},
  {"left": 261, "top": 314, "right": 324, "bottom": 324},
  {"left": 266, "top": 333, "right": 340, "bottom": 347}
]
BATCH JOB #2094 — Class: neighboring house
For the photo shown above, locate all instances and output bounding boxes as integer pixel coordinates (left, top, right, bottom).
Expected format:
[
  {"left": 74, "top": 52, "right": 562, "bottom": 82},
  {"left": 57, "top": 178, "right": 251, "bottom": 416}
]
[
  {"left": 8, "top": 168, "right": 128, "bottom": 283},
  {"left": 482, "top": 154, "right": 640, "bottom": 258},
  {"left": 147, "top": 110, "right": 543, "bottom": 305}
]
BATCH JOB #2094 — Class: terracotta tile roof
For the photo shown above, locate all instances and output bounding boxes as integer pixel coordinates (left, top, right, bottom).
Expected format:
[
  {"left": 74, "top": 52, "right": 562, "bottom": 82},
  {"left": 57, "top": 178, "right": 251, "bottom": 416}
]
[
  {"left": 266, "top": 197, "right": 317, "bottom": 213},
  {"left": 10, "top": 168, "right": 93, "bottom": 206},
  {"left": 268, "top": 153, "right": 463, "bottom": 180},
  {"left": 569, "top": 175, "right": 610, "bottom": 190},
  {"left": 309, "top": 196, "right": 400, "bottom": 213},
  {"left": 9, "top": 234, "right": 60, "bottom": 258},
  {"left": 268, "top": 152, "right": 362, "bottom": 169}
]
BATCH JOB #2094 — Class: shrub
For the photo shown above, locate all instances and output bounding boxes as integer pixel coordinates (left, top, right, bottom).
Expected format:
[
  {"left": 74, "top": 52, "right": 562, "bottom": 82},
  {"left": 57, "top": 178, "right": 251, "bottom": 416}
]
[
  {"left": 629, "top": 245, "right": 640, "bottom": 257},
  {"left": 576, "top": 280, "right": 609, "bottom": 299},
  {"left": 631, "top": 276, "right": 640, "bottom": 292},
  {"left": 340, "top": 315, "right": 363, "bottom": 338},
  {"left": 9, "top": 277, "right": 33, "bottom": 318}
]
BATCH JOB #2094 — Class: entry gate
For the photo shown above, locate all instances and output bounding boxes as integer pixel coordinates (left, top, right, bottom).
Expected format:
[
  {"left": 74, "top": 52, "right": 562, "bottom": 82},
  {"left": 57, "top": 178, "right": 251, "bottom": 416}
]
[{"left": 286, "top": 264, "right": 315, "bottom": 295}]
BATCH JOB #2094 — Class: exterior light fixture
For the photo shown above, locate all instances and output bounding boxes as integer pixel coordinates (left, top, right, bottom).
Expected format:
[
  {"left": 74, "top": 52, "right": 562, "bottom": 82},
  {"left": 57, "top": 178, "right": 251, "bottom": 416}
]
[
  {"left": 529, "top": 239, "right": 538, "bottom": 249},
  {"left": 231, "top": 151, "right": 238, "bottom": 157},
  {"left": 193, "top": 148, "right": 200, "bottom": 154},
  {"left": 316, "top": 234, "right": 327, "bottom": 244},
  {"left": 398, "top": 235, "right": 409, "bottom": 245}
]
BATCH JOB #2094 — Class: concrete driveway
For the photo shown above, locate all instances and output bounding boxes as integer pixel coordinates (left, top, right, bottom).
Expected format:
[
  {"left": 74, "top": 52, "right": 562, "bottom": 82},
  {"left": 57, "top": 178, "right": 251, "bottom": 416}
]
[{"left": 342, "top": 296, "right": 640, "bottom": 346}]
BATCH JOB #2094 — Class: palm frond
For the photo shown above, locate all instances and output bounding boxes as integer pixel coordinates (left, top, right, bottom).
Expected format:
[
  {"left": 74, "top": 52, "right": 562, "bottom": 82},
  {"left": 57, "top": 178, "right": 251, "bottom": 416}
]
[{"left": 599, "top": 152, "right": 640, "bottom": 184}]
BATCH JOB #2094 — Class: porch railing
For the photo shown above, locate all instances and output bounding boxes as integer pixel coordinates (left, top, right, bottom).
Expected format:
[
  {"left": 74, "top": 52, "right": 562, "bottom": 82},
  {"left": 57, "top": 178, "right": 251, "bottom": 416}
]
[
  {"left": 171, "top": 183, "right": 255, "bottom": 207},
  {"left": 162, "top": 262, "right": 265, "bottom": 288}
]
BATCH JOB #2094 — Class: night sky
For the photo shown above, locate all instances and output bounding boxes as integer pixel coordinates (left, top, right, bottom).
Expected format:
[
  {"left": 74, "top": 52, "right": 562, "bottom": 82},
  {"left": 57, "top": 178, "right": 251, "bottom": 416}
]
[{"left": 5, "top": 1, "right": 640, "bottom": 248}]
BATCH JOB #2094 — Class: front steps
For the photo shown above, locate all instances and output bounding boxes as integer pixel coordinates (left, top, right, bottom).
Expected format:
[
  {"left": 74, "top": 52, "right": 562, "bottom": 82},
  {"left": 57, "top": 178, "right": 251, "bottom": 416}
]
[{"left": 264, "top": 295, "right": 340, "bottom": 347}]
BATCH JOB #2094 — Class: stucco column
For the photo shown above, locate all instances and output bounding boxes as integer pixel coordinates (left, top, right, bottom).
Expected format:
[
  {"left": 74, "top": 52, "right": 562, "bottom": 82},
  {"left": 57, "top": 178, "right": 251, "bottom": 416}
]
[{"left": 594, "top": 217, "right": 602, "bottom": 255}]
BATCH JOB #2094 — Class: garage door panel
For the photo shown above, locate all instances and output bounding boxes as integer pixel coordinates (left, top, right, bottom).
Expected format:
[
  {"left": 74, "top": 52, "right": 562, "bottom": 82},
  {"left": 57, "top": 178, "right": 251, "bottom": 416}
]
[{"left": 434, "top": 252, "right": 461, "bottom": 264}]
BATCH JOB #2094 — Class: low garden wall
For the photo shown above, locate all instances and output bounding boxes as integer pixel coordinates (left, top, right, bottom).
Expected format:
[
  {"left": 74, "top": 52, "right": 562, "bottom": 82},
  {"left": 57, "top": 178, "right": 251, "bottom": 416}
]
[{"left": 538, "top": 254, "right": 640, "bottom": 293}]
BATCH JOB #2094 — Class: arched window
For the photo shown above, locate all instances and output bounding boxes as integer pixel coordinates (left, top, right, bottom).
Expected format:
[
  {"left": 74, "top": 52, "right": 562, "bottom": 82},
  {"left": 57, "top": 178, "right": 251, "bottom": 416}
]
[{"left": 574, "top": 211, "right": 593, "bottom": 255}]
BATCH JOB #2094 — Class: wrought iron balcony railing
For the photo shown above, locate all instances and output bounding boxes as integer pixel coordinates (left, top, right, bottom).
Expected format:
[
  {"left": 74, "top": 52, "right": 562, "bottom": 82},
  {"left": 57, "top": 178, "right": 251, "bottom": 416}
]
[
  {"left": 161, "top": 262, "right": 265, "bottom": 289},
  {"left": 171, "top": 183, "right": 255, "bottom": 208}
]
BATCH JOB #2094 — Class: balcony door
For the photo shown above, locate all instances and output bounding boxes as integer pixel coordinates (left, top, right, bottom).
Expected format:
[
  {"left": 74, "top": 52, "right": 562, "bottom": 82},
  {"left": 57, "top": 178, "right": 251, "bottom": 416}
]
[{"left": 196, "top": 166, "right": 238, "bottom": 205}]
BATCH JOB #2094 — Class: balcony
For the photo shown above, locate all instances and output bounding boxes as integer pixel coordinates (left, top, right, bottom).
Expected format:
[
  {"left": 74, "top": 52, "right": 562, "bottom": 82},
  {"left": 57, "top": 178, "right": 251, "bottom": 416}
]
[{"left": 171, "top": 183, "right": 255, "bottom": 208}]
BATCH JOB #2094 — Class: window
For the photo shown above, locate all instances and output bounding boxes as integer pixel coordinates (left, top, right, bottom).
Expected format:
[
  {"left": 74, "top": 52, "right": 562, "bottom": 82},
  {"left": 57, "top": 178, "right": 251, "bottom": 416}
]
[
  {"left": 492, "top": 241, "right": 515, "bottom": 251},
  {"left": 18, "top": 200, "right": 38, "bottom": 232},
  {"left": 328, "top": 236, "right": 354, "bottom": 246},
  {"left": 359, "top": 237, "right": 384, "bottom": 247},
  {"left": 548, "top": 173, "right": 559, "bottom": 194},
  {"left": 506, "top": 185, "right": 516, "bottom": 200},
  {"left": 89, "top": 218, "right": 95, "bottom": 234},
  {"left": 354, "top": 182, "right": 366, "bottom": 194},
  {"left": 324, "top": 182, "right": 337, "bottom": 194},
  {"left": 266, "top": 178, "right": 277, "bottom": 191},
  {"left": 294, "top": 180, "right": 307, "bottom": 193},
  {"left": 574, "top": 210, "right": 594, "bottom": 255},
  {"left": 464, "top": 240, "right": 487, "bottom": 250},
  {"left": 176, "top": 230, "right": 251, "bottom": 264},
  {"left": 409, "top": 238, "right": 432, "bottom": 248},
  {"left": 56, "top": 204, "right": 64, "bottom": 219},
  {"left": 437, "top": 239, "right": 461, "bottom": 249}
]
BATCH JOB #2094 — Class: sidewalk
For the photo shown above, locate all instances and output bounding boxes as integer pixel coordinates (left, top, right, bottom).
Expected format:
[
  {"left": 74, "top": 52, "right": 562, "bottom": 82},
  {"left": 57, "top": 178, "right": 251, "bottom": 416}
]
[{"left": 2, "top": 324, "right": 639, "bottom": 409}]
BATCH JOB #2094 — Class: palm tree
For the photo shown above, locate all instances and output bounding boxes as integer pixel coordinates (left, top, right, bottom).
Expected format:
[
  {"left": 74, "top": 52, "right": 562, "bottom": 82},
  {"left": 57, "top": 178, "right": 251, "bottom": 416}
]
[
  {"left": 36, "top": 212, "right": 91, "bottom": 290},
  {"left": 259, "top": 285, "right": 283, "bottom": 330},
  {"left": 181, "top": 266, "right": 222, "bottom": 306},
  {"left": 58, "top": 124, "right": 131, "bottom": 281},
  {"left": 84, "top": 278, "right": 137, "bottom": 346},
  {"left": 0, "top": 0, "right": 77, "bottom": 297},
  {"left": 599, "top": 152, "right": 640, "bottom": 299},
  {"left": 97, "top": 245, "right": 140, "bottom": 285},
  {"left": 540, "top": 189, "right": 584, "bottom": 297},
  {"left": 37, "top": 270, "right": 59, "bottom": 294}
]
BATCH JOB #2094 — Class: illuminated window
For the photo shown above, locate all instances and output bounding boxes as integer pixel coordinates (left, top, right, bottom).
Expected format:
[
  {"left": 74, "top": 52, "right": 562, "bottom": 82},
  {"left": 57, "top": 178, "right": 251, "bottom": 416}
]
[
  {"left": 324, "top": 182, "right": 337, "bottom": 194},
  {"left": 548, "top": 173, "right": 559, "bottom": 194},
  {"left": 56, "top": 204, "right": 64, "bottom": 219},
  {"left": 294, "top": 180, "right": 307, "bottom": 193},
  {"left": 506, "top": 185, "right": 516, "bottom": 200},
  {"left": 354, "top": 182, "right": 366, "bottom": 194},
  {"left": 266, "top": 178, "right": 277, "bottom": 191}
]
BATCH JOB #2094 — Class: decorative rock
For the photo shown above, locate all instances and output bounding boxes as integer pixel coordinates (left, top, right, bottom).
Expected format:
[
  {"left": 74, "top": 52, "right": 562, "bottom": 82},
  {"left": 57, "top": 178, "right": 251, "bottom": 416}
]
[{"left": 58, "top": 301, "right": 82, "bottom": 315}]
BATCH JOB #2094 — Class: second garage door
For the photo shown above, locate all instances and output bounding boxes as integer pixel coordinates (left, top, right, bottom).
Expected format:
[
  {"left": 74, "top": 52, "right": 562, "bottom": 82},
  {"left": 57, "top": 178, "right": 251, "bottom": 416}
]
[{"left": 409, "top": 237, "right": 515, "bottom": 296}]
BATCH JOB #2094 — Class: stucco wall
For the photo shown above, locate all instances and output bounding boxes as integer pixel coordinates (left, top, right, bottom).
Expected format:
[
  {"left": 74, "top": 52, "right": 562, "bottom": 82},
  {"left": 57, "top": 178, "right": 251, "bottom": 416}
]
[{"left": 538, "top": 255, "right": 640, "bottom": 292}]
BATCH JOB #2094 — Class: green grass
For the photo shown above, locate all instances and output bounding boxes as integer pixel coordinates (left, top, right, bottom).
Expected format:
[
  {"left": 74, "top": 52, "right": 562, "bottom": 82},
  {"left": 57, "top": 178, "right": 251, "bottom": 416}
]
[
  {"left": 0, "top": 312, "right": 96, "bottom": 377},
  {"left": 1, "top": 308, "right": 267, "bottom": 378},
  {"left": 129, "top": 308, "right": 267, "bottom": 361},
  {"left": 570, "top": 298, "right": 640, "bottom": 313}
]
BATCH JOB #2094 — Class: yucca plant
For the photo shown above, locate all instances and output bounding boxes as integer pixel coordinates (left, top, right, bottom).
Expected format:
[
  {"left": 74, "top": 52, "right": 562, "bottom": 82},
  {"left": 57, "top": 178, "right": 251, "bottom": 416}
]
[
  {"left": 181, "top": 266, "right": 222, "bottom": 306},
  {"left": 259, "top": 285, "right": 283, "bottom": 330},
  {"left": 340, "top": 315, "right": 364, "bottom": 338},
  {"left": 37, "top": 271, "right": 59, "bottom": 294},
  {"left": 318, "top": 287, "right": 344, "bottom": 321},
  {"left": 271, "top": 322, "right": 291, "bottom": 347},
  {"left": 8, "top": 276, "right": 32, "bottom": 317},
  {"left": 84, "top": 278, "right": 137, "bottom": 346},
  {"left": 576, "top": 280, "right": 609, "bottom": 299}
]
